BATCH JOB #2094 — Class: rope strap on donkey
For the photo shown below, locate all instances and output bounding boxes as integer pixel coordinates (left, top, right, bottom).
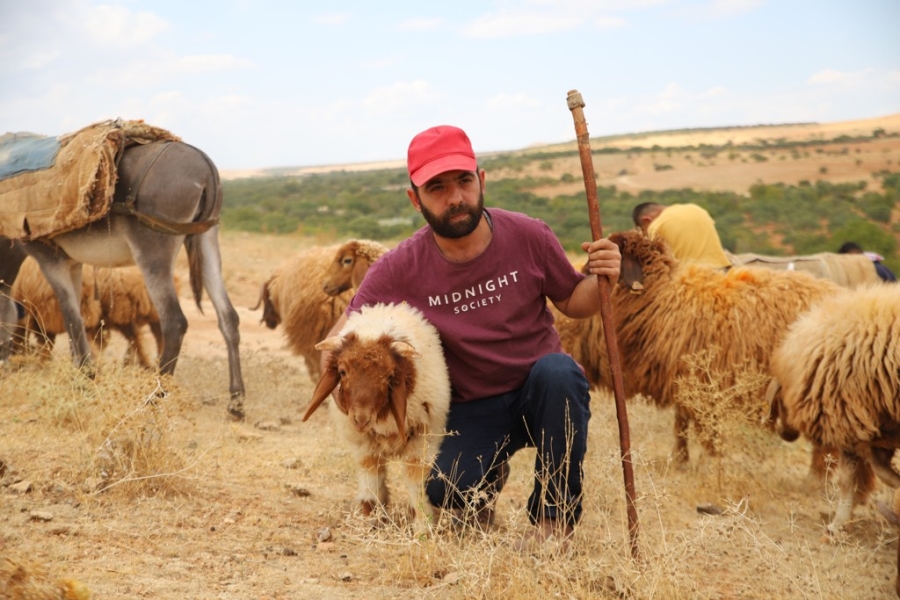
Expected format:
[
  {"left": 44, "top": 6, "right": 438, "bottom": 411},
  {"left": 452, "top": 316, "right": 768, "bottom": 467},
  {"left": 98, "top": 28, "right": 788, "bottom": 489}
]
[{"left": 109, "top": 141, "right": 219, "bottom": 236}]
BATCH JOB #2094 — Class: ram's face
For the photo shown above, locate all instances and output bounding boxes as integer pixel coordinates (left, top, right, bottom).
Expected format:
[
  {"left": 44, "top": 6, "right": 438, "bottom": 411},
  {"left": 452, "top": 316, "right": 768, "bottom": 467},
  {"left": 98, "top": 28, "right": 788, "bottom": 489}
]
[
  {"left": 322, "top": 247, "right": 355, "bottom": 296},
  {"left": 334, "top": 335, "right": 401, "bottom": 433}
]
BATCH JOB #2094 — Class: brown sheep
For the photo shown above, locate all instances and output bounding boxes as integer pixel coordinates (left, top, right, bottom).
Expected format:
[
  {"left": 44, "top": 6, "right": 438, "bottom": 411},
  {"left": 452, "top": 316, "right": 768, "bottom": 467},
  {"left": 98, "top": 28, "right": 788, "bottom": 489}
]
[
  {"left": 12, "top": 257, "right": 104, "bottom": 358},
  {"left": 768, "top": 283, "right": 900, "bottom": 533},
  {"left": 12, "top": 258, "right": 172, "bottom": 367},
  {"left": 607, "top": 229, "right": 843, "bottom": 464},
  {"left": 321, "top": 239, "right": 389, "bottom": 296},
  {"left": 91, "top": 266, "right": 179, "bottom": 368},
  {"left": 302, "top": 302, "right": 451, "bottom": 532},
  {"left": 252, "top": 245, "right": 354, "bottom": 381},
  {"left": 550, "top": 258, "right": 610, "bottom": 391}
]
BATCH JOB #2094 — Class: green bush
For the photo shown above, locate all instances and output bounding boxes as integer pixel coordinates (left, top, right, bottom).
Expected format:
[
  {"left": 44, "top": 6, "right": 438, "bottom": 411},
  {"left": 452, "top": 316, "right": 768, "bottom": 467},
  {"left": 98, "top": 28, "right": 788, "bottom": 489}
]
[{"left": 220, "top": 150, "right": 899, "bottom": 267}]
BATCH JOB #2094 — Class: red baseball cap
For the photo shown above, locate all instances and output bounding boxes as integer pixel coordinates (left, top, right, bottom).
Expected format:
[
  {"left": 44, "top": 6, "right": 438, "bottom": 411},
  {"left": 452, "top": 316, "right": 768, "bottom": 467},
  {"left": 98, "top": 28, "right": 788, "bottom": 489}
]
[{"left": 407, "top": 125, "right": 477, "bottom": 186}]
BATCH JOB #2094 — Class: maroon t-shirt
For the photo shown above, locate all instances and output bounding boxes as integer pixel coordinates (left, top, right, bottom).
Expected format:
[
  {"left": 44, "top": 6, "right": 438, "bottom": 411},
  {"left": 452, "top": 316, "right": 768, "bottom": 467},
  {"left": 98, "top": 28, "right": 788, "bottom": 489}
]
[{"left": 348, "top": 208, "right": 585, "bottom": 403}]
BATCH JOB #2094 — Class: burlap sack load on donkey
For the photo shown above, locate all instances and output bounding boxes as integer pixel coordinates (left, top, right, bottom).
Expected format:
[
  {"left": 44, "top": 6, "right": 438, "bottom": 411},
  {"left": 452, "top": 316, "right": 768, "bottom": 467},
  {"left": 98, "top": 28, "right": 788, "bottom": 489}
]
[{"left": 0, "top": 119, "right": 180, "bottom": 240}]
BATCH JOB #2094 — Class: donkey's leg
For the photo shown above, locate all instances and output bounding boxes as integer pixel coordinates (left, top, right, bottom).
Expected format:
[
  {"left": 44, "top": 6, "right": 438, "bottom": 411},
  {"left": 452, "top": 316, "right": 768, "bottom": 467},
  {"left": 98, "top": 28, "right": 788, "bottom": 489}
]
[
  {"left": 129, "top": 233, "right": 188, "bottom": 377},
  {"left": 193, "top": 226, "right": 244, "bottom": 407},
  {"left": 24, "top": 248, "right": 93, "bottom": 371}
]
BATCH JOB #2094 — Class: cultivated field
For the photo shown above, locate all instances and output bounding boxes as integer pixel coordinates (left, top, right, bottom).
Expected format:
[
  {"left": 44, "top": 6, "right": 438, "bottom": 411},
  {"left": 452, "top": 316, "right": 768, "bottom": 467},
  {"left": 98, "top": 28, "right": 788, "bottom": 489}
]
[{"left": 3, "top": 115, "right": 900, "bottom": 599}]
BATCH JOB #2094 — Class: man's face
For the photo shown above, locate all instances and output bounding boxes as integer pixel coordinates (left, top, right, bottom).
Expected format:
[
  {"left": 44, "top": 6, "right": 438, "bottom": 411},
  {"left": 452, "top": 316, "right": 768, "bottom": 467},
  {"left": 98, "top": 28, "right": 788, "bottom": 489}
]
[{"left": 414, "top": 170, "right": 485, "bottom": 239}]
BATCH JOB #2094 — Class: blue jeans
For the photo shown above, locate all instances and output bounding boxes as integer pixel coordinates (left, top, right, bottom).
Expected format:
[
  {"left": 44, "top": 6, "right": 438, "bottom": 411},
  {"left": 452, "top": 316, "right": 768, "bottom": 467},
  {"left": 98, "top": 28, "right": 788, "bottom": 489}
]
[{"left": 426, "top": 353, "right": 591, "bottom": 526}]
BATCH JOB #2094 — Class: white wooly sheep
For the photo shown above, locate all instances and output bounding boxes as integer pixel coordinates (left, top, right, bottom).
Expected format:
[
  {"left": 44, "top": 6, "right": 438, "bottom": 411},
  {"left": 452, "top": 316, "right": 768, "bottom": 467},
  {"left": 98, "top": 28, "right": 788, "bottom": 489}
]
[
  {"left": 252, "top": 245, "right": 354, "bottom": 381},
  {"left": 768, "top": 283, "right": 900, "bottom": 533},
  {"left": 302, "top": 302, "right": 451, "bottom": 531},
  {"left": 321, "top": 239, "right": 389, "bottom": 296},
  {"left": 728, "top": 251, "right": 882, "bottom": 288}
]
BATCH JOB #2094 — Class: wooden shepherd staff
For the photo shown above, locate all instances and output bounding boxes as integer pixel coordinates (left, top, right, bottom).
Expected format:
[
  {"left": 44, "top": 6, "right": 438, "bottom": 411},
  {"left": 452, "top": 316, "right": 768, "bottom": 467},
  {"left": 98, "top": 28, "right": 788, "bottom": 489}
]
[{"left": 566, "top": 89, "right": 641, "bottom": 560}]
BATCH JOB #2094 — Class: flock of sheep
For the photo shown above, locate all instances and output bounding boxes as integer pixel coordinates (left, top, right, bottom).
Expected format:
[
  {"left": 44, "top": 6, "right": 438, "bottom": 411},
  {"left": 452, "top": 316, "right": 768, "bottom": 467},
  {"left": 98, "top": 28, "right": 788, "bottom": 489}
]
[{"left": 3, "top": 230, "right": 899, "bottom": 592}]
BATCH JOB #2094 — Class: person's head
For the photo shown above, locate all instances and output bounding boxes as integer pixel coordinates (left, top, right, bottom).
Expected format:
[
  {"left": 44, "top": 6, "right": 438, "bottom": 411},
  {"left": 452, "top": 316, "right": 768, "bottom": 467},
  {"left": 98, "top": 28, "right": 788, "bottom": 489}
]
[
  {"left": 838, "top": 241, "right": 863, "bottom": 254},
  {"left": 632, "top": 202, "right": 665, "bottom": 234},
  {"left": 406, "top": 125, "right": 485, "bottom": 239}
]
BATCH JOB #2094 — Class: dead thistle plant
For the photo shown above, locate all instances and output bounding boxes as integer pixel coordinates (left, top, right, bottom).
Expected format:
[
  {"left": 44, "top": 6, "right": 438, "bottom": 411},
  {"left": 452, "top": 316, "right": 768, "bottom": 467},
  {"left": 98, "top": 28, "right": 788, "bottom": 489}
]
[{"left": 674, "top": 347, "right": 771, "bottom": 489}]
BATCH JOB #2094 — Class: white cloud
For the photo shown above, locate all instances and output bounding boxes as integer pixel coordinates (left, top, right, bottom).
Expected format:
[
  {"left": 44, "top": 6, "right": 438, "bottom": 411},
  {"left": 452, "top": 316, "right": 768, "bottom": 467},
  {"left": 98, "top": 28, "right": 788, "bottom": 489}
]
[
  {"left": 87, "top": 53, "right": 254, "bottom": 87},
  {"left": 808, "top": 69, "right": 854, "bottom": 85},
  {"left": 462, "top": 10, "right": 581, "bottom": 38},
  {"left": 395, "top": 18, "right": 444, "bottom": 32},
  {"left": 709, "top": 0, "right": 766, "bottom": 18},
  {"left": 176, "top": 54, "right": 255, "bottom": 73},
  {"left": 362, "top": 57, "right": 396, "bottom": 69},
  {"left": 592, "top": 15, "right": 627, "bottom": 29},
  {"left": 362, "top": 80, "right": 440, "bottom": 114},
  {"left": 485, "top": 92, "right": 543, "bottom": 111},
  {"left": 11, "top": 50, "right": 62, "bottom": 71},
  {"left": 313, "top": 12, "right": 351, "bottom": 26},
  {"left": 83, "top": 4, "right": 170, "bottom": 46},
  {"left": 701, "top": 85, "right": 729, "bottom": 98}
]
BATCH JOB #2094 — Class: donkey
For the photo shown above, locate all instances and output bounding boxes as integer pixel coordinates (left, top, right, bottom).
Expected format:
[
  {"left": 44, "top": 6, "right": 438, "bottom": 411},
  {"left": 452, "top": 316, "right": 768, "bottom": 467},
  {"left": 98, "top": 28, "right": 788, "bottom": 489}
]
[{"left": 16, "top": 141, "right": 245, "bottom": 419}]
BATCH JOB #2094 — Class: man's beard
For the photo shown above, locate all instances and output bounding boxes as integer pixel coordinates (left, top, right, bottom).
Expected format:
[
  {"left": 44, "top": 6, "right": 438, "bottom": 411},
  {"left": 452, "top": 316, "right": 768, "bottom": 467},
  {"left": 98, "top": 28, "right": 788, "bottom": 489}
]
[{"left": 419, "top": 190, "right": 485, "bottom": 239}]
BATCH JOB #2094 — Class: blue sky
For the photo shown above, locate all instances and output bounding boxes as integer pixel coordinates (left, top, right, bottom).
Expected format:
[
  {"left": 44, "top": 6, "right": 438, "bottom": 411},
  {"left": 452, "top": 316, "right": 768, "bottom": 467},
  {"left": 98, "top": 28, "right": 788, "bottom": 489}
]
[{"left": 1, "top": 0, "right": 898, "bottom": 170}]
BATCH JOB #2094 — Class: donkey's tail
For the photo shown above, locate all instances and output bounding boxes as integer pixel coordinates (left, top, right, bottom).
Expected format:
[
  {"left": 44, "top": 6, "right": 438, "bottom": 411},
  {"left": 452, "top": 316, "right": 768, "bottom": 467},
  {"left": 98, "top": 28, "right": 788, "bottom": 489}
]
[
  {"left": 185, "top": 236, "right": 204, "bottom": 313},
  {"left": 184, "top": 147, "right": 224, "bottom": 314}
]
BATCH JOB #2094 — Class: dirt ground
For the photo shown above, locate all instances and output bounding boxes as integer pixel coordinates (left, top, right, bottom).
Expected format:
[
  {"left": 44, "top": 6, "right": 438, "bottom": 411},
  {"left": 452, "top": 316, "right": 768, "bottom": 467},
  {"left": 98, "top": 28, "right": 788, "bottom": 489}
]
[
  {"left": 3, "top": 230, "right": 900, "bottom": 600},
  {"left": 3, "top": 115, "right": 900, "bottom": 599}
]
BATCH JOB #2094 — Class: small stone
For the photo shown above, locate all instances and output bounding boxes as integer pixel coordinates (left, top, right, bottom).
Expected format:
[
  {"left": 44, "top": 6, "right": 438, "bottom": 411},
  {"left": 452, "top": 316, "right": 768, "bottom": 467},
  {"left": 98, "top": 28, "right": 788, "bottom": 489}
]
[
  {"left": 696, "top": 503, "right": 725, "bottom": 516},
  {"left": 83, "top": 477, "right": 104, "bottom": 493},
  {"left": 10, "top": 480, "right": 32, "bottom": 494},
  {"left": 285, "top": 484, "right": 310, "bottom": 497},
  {"left": 29, "top": 511, "right": 54, "bottom": 522},
  {"left": 442, "top": 571, "right": 460, "bottom": 584},
  {"left": 232, "top": 427, "right": 263, "bottom": 441},
  {"left": 255, "top": 420, "right": 281, "bottom": 432},
  {"left": 48, "top": 525, "right": 72, "bottom": 536},
  {"left": 316, "top": 527, "right": 333, "bottom": 542}
]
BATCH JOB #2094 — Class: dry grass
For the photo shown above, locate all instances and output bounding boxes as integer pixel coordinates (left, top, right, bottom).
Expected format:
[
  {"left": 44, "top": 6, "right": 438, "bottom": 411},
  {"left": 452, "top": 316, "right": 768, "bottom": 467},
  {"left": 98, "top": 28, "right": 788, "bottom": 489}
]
[{"left": 2, "top": 332, "right": 899, "bottom": 598}]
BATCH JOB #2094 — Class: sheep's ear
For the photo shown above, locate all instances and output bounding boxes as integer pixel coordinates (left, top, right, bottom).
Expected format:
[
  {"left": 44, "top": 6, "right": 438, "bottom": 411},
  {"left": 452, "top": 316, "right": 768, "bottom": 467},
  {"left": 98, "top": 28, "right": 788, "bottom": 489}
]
[
  {"left": 388, "top": 375, "right": 408, "bottom": 437},
  {"left": 250, "top": 281, "right": 267, "bottom": 311},
  {"left": 877, "top": 501, "right": 900, "bottom": 528},
  {"left": 763, "top": 379, "right": 782, "bottom": 427},
  {"left": 303, "top": 365, "right": 341, "bottom": 421},
  {"left": 315, "top": 336, "right": 344, "bottom": 352},
  {"left": 390, "top": 340, "right": 420, "bottom": 359},
  {"left": 619, "top": 253, "right": 644, "bottom": 292},
  {"left": 350, "top": 257, "right": 369, "bottom": 289}
]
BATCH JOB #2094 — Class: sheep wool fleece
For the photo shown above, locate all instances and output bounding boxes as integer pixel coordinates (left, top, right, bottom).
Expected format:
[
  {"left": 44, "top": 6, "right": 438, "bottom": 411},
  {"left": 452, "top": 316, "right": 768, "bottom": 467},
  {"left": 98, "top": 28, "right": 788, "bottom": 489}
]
[{"left": 348, "top": 207, "right": 591, "bottom": 524}]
